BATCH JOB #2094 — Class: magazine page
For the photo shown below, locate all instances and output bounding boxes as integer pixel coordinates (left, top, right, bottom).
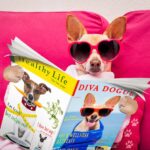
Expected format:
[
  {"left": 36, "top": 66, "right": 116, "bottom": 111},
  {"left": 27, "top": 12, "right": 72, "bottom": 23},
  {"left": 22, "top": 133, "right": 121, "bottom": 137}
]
[
  {"left": 53, "top": 80, "right": 137, "bottom": 150},
  {"left": 8, "top": 37, "right": 60, "bottom": 70},
  {"left": 0, "top": 56, "right": 77, "bottom": 150}
]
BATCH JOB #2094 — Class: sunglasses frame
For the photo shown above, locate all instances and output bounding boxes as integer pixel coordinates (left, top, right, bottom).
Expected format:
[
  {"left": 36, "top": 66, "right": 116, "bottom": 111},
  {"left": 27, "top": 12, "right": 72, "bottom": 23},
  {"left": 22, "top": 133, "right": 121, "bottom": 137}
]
[
  {"left": 80, "top": 107, "right": 113, "bottom": 117},
  {"left": 68, "top": 39, "right": 121, "bottom": 64}
]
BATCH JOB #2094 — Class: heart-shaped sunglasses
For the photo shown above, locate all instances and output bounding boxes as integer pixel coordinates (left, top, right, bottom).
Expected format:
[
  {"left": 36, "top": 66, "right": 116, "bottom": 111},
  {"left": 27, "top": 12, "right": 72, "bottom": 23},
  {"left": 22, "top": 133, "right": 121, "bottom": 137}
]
[{"left": 69, "top": 40, "right": 121, "bottom": 64}]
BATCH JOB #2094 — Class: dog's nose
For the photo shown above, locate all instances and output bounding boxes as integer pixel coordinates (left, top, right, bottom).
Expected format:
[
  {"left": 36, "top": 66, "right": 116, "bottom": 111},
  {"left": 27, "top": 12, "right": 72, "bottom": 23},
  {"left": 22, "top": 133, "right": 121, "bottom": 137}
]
[
  {"left": 91, "top": 114, "right": 97, "bottom": 120},
  {"left": 28, "top": 94, "right": 33, "bottom": 100},
  {"left": 90, "top": 60, "right": 101, "bottom": 67},
  {"left": 90, "top": 60, "right": 101, "bottom": 72}
]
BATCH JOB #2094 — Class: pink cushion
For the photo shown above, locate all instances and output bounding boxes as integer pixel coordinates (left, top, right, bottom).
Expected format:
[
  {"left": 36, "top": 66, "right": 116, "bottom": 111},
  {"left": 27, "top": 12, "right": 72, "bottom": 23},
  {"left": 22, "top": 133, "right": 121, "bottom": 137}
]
[{"left": 113, "top": 10, "right": 150, "bottom": 78}]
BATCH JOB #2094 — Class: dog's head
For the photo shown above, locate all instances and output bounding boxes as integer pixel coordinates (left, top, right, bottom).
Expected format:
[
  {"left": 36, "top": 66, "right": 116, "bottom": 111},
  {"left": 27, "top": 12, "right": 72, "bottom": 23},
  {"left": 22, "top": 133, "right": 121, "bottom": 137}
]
[
  {"left": 80, "top": 93, "right": 120, "bottom": 129},
  {"left": 66, "top": 15, "right": 126, "bottom": 75},
  {"left": 22, "top": 72, "right": 51, "bottom": 104}
]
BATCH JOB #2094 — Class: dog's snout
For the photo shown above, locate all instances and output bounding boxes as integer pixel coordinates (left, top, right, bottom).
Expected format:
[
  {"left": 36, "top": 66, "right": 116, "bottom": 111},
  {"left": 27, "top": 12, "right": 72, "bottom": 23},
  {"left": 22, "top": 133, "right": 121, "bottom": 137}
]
[
  {"left": 90, "top": 59, "right": 101, "bottom": 72},
  {"left": 28, "top": 94, "right": 33, "bottom": 100},
  {"left": 91, "top": 114, "right": 97, "bottom": 120}
]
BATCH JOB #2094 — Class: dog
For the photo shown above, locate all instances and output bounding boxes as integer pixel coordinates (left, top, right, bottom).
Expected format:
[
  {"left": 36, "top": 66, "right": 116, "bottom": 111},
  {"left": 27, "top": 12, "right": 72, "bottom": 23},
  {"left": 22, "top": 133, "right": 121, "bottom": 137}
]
[
  {"left": 37, "top": 133, "right": 47, "bottom": 150},
  {"left": 74, "top": 93, "right": 120, "bottom": 132},
  {"left": 65, "top": 14, "right": 126, "bottom": 79},
  {"left": 4, "top": 69, "right": 51, "bottom": 148},
  {"left": 64, "top": 14, "right": 139, "bottom": 148}
]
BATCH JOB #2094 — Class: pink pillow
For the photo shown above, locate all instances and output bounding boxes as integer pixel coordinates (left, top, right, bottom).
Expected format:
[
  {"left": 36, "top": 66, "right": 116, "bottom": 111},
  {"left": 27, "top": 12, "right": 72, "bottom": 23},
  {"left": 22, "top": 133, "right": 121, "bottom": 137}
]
[{"left": 113, "top": 10, "right": 150, "bottom": 78}]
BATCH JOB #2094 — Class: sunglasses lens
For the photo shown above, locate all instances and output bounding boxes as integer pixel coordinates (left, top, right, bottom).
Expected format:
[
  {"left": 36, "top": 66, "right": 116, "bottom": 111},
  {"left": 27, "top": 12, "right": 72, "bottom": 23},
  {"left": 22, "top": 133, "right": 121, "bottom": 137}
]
[
  {"left": 98, "top": 40, "right": 120, "bottom": 61},
  {"left": 81, "top": 108, "right": 94, "bottom": 116},
  {"left": 99, "top": 108, "right": 112, "bottom": 117},
  {"left": 70, "top": 42, "right": 91, "bottom": 63}
]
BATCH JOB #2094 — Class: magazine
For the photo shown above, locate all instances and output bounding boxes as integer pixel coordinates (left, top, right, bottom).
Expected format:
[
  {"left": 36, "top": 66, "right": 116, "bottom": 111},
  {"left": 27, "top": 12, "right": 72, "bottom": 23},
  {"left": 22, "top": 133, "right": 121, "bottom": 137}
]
[{"left": 0, "top": 37, "right": 149, "bottom": 150}]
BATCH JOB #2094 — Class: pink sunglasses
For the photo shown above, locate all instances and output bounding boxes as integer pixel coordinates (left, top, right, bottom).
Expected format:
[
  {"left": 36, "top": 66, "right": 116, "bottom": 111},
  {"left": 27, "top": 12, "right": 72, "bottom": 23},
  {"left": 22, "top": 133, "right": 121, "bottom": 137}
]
[{"left": 69, "top": 40, "right": 121, "bottom": 64}]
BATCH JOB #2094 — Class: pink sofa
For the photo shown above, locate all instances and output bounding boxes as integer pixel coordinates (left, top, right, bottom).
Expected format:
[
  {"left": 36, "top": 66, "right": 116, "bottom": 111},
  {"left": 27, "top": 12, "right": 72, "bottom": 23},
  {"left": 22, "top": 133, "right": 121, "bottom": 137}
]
[{"left": 0, "top": 10, "right": 150, "bottom": 150}]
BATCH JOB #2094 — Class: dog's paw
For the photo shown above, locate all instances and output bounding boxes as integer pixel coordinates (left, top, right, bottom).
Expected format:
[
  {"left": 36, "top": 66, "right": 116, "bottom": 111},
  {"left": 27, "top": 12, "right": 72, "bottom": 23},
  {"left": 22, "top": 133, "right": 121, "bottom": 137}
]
[
  {"left": 3, "top": 65, "right": 24, "bottom": 83},
  {"left": 119, "top": 96, "right": 138, "bottom": 115}
]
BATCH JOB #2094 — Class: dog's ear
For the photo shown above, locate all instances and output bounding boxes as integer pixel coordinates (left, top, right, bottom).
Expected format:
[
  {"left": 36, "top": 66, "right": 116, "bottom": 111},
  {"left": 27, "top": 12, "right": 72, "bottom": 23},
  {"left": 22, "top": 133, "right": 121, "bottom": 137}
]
[
  {"left": 66, "top": 14, "right": 87, "bottom": 42},
  {"left": 104, "top": 16, "right": 126, "bottom": 40},
  {"left": 105, "top": 96, "right": 120, "bottom": 108},
  {"left": 84, "top": 93, "right": 96, "bottom": 107},
  {"left": 39, "top": 134, "right": 42, "bottom": 139},
  {"left": 44, "top": 137, "right": 47, "bottom": 141},
  {"left": 22, "top": 72, "right": 30, "bottom": 82},
  {"left": 38, "top": 83, "right": 51, "bottom": 94}
]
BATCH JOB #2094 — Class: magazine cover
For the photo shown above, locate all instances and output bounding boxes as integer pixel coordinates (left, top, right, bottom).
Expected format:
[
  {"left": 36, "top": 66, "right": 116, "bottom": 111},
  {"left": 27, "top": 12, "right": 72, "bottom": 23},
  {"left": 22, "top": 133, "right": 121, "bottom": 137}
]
[
  {"left": 54, "top": 80, "right": 137, "bottom": 150},
  {"left": 0, "top": 55, "right": 77, "bottom": 150}
]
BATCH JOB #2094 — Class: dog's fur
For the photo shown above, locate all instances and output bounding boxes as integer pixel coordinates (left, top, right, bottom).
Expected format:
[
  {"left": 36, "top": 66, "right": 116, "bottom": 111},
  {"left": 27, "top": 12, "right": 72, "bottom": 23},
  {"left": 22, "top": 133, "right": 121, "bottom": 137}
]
[
  {"left": 74, "top": 93, "right": 120, "bottom": 132},
  {"left": 66, "top": 15, "right": 126, "bottom": 77}
]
